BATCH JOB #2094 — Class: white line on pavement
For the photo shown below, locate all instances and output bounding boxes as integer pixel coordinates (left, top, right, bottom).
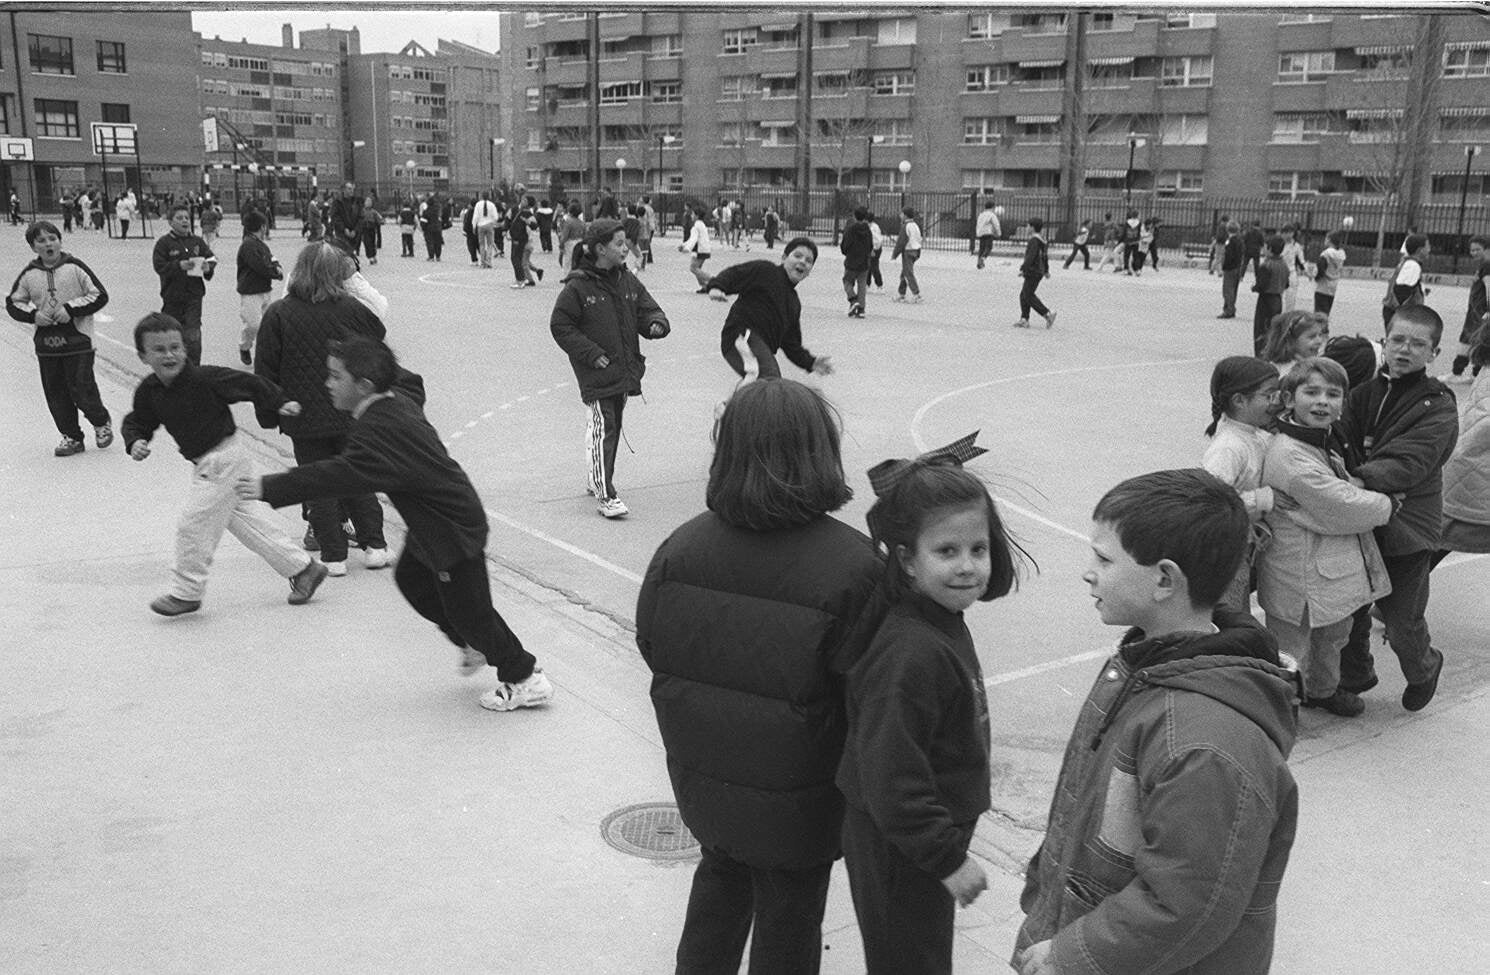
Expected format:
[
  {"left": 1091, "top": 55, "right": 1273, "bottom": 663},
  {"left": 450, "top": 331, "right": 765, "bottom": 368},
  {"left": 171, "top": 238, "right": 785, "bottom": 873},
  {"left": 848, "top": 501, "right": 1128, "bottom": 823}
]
[
  {"left": 985, "top": 649, "right": 1110, "bottom": 688},
  {"left": 484, "top": 507, "right": 644, "bottom": 584}
]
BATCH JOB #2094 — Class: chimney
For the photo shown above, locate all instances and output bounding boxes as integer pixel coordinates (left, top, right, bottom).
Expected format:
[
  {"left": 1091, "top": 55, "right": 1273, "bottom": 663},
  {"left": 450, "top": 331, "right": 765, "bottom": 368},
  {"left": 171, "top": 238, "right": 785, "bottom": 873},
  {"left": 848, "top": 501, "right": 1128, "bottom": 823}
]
[{"left": 282, "top": 24, "right": 294, "bottom": 48}]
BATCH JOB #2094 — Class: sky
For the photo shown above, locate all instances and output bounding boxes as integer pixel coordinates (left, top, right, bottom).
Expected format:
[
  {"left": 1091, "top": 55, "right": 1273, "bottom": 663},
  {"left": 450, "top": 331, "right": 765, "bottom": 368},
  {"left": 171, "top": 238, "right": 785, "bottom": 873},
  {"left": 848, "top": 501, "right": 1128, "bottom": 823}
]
[{"left": 191, "top": 6, "right": 505, "bottom": 56}]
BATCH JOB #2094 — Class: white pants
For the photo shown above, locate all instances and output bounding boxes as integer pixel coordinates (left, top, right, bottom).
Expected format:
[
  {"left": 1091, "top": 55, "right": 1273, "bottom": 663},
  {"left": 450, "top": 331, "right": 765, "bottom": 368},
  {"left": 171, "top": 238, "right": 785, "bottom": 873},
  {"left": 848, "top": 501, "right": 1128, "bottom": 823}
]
[
  {"left": 171, "top": 435, "right": 310, "bottom": 601},
  {"left": 239, "top": 292, "right": 273, "bottom": 353}
]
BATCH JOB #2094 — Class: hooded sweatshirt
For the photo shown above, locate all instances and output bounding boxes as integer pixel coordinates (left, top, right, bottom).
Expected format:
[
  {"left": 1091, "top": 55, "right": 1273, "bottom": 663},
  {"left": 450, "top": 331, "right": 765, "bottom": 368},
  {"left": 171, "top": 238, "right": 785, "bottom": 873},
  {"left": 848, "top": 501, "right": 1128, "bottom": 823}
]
[
  {"left": 1015, "top": 608, "right": 1300, "bottom": 975},
  {"left": 6, "top": 253, "right": 109, "bottom": 356}
]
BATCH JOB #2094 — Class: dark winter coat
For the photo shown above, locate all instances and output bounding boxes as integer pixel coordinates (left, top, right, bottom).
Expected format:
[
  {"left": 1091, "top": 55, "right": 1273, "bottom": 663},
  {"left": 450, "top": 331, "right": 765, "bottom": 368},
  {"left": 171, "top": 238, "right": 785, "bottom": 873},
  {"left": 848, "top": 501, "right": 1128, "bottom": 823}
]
[
  {"left": 707, "top": 260, "right": 816, "bottom": 373},
  {"left": 550, "top": 256, "right": 669, "bottom": 403},
  {"left": 328, "top": 194, "right": 363, "bottom": 243},
  {"left": 1020, "top": 233, "right": 1050, "bottom": 278},
  {"left": 252, "top": 294, "right": 386, "bottom": 439},
  {"left": 152, "top": 231, "right": 215, "bottom": 304},
  {"left": 636, "top": 511, "right": 885, "bottom": 869},
  {"left": 1339, "top": 367, "right": 1459, "bottom": 555},
  {"left": 840, "top": 220, "right": 873, "bottom": 273},
  {"left": 235, "top": 235, "right": 282, "bottom": 296}
]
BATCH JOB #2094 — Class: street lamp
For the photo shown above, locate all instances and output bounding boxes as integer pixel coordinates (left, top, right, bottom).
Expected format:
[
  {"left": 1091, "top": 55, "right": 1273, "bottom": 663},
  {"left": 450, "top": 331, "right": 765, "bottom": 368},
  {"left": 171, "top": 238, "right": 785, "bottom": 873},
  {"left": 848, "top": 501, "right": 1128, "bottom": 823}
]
[
  {"left": 404, "top": 158, "right": 417, "bottom": 202},
  {"left": 898, "top": 159, "right": 911, "bottom": 210},
  {"left": 1454, "top": 144, "right": 1481, "bottom": 273},
  {"left": 350, "top": 140, "right": 366, "bottom": 185},
  {"left": 655, "top": 134, "right": 676, "bottom": 193},
  {"left": 866, "top": 134, "right": 886, "bottom": 195},
  {"left": 1125, "top": 135, "right": 1147, "bottom": 205},
  {"left": 489, "top": 137, "right": 506, "bottom": 185},
  {"left": 616, "top": 157, "right": 627, "bottom": 192},
  {"left": 233, "top": 142, "right": 247, "bottom": 210}
]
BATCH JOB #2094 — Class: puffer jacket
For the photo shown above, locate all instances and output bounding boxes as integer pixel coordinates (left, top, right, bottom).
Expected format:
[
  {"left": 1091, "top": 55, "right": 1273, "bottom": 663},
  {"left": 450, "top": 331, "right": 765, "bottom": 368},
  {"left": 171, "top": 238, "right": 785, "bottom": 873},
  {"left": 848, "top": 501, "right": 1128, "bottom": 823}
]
[
  {"left": 1015, "top": 609, "right": 1299, "bottom": 975},
  {"left": 636, "top": 511, "right": 885, "bottom": 869},
  {"left": 252, "top": 294, "right": 386, "bottom": 438},
  {"left": 1339, "top": 368, "right": 1459, "bottom": 555},
  {"left": 1442, "top": 371, "right": 1490, "bottom": 525},
  {"left": 550, "top": 255, "right": 669, "bottom": 403},
  {"left": 1258, "top": 420, "right": 1393, "bottom": 627},
  {"left": 6, "top": 254, "right": 109, "bottom": 356}
]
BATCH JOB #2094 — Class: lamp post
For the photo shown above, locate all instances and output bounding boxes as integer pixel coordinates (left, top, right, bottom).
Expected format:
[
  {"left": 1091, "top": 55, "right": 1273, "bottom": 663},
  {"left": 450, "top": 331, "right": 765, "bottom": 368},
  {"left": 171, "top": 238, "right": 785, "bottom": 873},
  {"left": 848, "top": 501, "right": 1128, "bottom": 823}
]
[
  {"left": 350, "top": 140, "right": 366, "bottom": 186},
  {"left": 233, "top": 142, "right": 246, "bottom": 211},
  {"left": 489, "top": 137, "right": 506, "bottom": 186},
  {"left": 897, "top": 159, "right": 911, "bottom": 211},
  {"left": 616, "top": 157, "right": 627, "bottom": 192},
  {"left": 1125, "top": 135, "right": 1147, "bottom": 206},
  {"left": 655, "top": 134, "right": 676, "bottom": 193},
  {"left": 866, "top": 134, "right": 885, "bottom": 200},
  {"left": 1454, "top": 144, "right": 1480, "bottom": 273},
  {"left": 404, "top": 159, "right": 416, "bottom": 203}
]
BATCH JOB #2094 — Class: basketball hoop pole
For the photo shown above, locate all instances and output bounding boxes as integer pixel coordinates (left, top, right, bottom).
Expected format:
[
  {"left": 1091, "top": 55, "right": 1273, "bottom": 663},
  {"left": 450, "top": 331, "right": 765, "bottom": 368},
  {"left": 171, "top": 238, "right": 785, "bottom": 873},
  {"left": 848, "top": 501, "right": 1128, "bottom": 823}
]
[{"left": 100, "top": 143, "right": 112, "bottom": 239}]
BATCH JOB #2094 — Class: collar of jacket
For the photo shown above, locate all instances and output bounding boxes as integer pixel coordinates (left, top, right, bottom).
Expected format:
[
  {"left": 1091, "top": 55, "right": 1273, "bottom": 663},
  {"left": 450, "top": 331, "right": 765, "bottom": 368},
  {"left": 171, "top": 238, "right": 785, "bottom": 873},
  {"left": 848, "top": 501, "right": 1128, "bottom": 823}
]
[
  {"left": 1375, "top": 365, "right": 1427, "bottom": 388},
  {"left": 1273, "top": 416, "right": 1336, "bottom": 451},
  {"left": 897, "top": 590, "right": 967, "bottom": 640}
]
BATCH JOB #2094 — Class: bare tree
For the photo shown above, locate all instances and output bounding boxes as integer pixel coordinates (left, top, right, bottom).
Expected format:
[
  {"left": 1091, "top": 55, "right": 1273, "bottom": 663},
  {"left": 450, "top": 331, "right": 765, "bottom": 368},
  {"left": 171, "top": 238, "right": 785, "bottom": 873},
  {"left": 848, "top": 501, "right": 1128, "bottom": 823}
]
[{"left": 812, "top": 115, "right": 879, "bottom": 243}]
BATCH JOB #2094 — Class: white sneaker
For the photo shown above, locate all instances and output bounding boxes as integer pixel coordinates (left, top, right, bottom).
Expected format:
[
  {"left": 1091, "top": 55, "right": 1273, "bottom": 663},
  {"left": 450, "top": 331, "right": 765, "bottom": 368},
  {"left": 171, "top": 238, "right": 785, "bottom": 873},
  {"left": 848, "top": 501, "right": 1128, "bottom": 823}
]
[
  {"left": 459, "top": 647, "right": 488, "bottom": 676},
  {"left": 479, "top": 668, "right": 554, "bottom": 711},
  {"left": 364, "top": 547, "right": 392, "bottom": 570},
  {"left": 321, "top": 559, "right": 348, "bottom": 577},
  {"left": 597, "top": 496, "right": 629, "bottom": 519}
]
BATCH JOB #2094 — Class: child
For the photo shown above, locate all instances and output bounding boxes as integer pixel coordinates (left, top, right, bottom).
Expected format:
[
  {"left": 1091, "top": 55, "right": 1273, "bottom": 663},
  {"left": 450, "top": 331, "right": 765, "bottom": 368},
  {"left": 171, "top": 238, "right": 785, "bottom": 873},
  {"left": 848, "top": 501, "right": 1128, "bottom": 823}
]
[
  {"left": 235, "top": 210, "right": 283, "bottom": 367},
  {"left": 198, "top": 202, "right": 222, "bottom": 250},
  {"left": 1251, "top": 235, "right": 1288, "bottom": 354},
  {"left": 838, "top": 435, "right": 1023, "bottom": 974},
  {"left": 891, "top": 207, "right": 923, "bottom": 302},
  {"left": 6, "top": 221, "right": 113, "bottom": 456},
  {"left": 1279, "top": 223, "right": 1307, "bottom": 312},
  {"left": 1200, "top": 356, "right": 1280, "bottom": 611},
  {"left": 1134, "top": 218, "right": 1154, "bottom": 274},
  {"left": 397, "top": 197, "right": 415, "bottom": 256},
  {"left": 708, "top": 238, "right": 832, "bottom": 381},
  {"left": 1013, "top": 469, "right": 1298, "bottom": 975},
  {"left": 151, "top": 204, "right": 216, "bottom": 365},
  {"left": 1313, "top": 230, "right": 1346, "bottom": 317},
  {"left": 236, "top": 335, "right": 552, "bottom": 712},
  {"left": 1014, "top": 216, "right": 1056, "bottom": 328},
  {"left": 358, "top": 195, "right": 383, "bottom": 265},
  {"left": 1382, "top": 233, "right": 1429, "bottom": 327},
  {"left": 1259, "top": 357, "right": 1395, "bottom": 717},
  {"left": 1062, "top": 218, "right": 1091, "bottom": 270},
  {"left": 1260, "top": 309, "right": 1329, "bottom": 376},
  {"left": 678, "top": 206, "right": 712, "bottom": 290},
  {"left": 121, "top": 313, "right": 327, "bottom": 616},
  {"left": 1449, "top": 235, "right": 1488, "bottom": 382}
]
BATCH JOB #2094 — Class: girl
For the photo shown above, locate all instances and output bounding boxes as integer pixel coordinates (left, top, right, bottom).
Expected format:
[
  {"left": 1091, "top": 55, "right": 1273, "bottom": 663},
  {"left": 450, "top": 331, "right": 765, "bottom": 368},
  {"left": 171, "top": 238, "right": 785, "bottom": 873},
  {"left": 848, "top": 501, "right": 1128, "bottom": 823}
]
[
  {"left": 1313, "top": 229, "right": 1347, "bottom": 316},
  {"left": 1261, "top": 309, "right": 1330, "bottom": 376},
  {"left": 1201, "top": 356, "right": 1281, "bottom": 611},
  {"left": 636, "top": 379, "right": 885, "bottom": 975},
  {"left": 838, "top": 437, "right": 1024, "bottom": 975},
  {"left": 678, "top": 206, "right": 712, "bottom": 290},
  {"left": 1280, "top": 223, "right": 1307, "bottom": 312}
]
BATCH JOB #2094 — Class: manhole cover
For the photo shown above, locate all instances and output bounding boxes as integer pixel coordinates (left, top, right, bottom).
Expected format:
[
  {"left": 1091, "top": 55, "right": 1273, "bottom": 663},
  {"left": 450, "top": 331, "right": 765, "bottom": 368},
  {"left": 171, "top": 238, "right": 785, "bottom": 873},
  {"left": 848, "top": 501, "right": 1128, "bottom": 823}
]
[{"left": 601, "top": 802, "right": 700, "bottom": 861}]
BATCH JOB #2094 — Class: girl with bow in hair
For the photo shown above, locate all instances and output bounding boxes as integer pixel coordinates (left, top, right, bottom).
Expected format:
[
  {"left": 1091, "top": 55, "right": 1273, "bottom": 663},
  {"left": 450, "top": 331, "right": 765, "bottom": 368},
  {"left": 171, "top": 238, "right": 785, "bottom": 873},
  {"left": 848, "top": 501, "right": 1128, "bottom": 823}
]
[{"left": 837, "top": 432, "right": 1026, "bottom": 974}]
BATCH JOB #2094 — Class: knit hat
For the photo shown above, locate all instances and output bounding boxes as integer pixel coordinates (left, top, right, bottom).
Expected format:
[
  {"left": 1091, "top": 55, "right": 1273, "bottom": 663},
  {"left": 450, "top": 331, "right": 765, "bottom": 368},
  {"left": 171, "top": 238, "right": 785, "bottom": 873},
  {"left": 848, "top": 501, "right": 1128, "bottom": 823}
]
[{"left": 1206, "top": 356, "right": 1279, "bottom": 435}]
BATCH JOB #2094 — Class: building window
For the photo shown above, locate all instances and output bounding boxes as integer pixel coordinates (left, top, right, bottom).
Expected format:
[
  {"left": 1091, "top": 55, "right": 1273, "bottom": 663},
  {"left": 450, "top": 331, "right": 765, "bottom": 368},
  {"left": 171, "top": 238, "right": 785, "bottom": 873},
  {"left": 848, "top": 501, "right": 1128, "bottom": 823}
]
[
  {"left": 1268, "top": 170, "right": 1322, "bottom": 199},
  {"left": 719, "top": 122, "right": 743, "bottom": 147},
  {"left": 1443, "top": 45, "right": 1490, "bottom": 79},
  {"left": 758, "top": 123, "right": 797, "bottom": 147},
  {"left": 1088, "top": 61, "right": 1133, "bottom": 88},
  {"left": 1013, "top": 118, "right": 1061, "bottom": 144},
  {"left": 872, "top": 119, "right": 912, "bottom": 145},
  {"left": 1164, "top": 13, "right": 1216, "bottom": 28},
  {"left": 870, "top": 70, "right": 915, "bottom": 96},
  {"left": 1278, "top": 51, "right": 1334, "bottom": 83},
  {"left": 761, "top": 75, "right": 798, "bottom": 99},
  {"left": 965, "top": 64, "right": 1010, "bottom": 92},
  {"left": 526, "top": 87, "right": 540, "bottom": 111},
  {"left": 1279, "top": 14, "right": 1331, "bottom": 24},
  {"left": 722, "top": 28, "right": 758, "bottom": 55},
  {"left": 1090, "top": 12, "right": 1118, "bottom": 31},
  {"left": 1160, "top": 55, "right": 1212, "bottom": 87},
  {"left": 525, "top": 46, "right": 539, "bottom": 69},
  {"left": 877, "top": 18, "right": 917, "bottom": 46},
  {"left": 34, "top": 98, "right": 80, "bottom": 138},
  {"left": 524, "top": 12, "right": 542, "bottom": 27},
  {"left": 651, "top": 35, "right": 683, "bottom": 58},
  {"left": 1156, "top": 170, "right": 1204, "bottom": 195},
  {"left": 100, "top": 102, "right": 130, "bottom": 123},
  {"left": 961, "top": 169, "right": 1007, "bottom": 191},
  {"left": 599, "top": 81, "right": 643, "bottom": 105},
  {"left": 227, "top": 55, "right": 269, "bottom": 71},
  {"left": 962, "top": 117, "right": 1004, "bottom": 145},
  {"left": 1271, "top": 112, "right": 1339, "bottom": 143},
  {"left": 1016, "top": 13, "right": 1067, "bottom": 33},
  {"left": 718, "top": 76, "right": 756, "bottom": 102},
  {"left": 650, "top": 81, "right": 682, "bottom": 104},
  {"left": 967, "top": 13, "right": 1009, "bottom": 39},
  {"left": 96, "top": 40, "right": 126, "bottom": 73},
  {"left": 814, "top": 71, "right": 853, "bottom": 96},
  {"left": 28, "top": 34, "right": 74, "bottom": 75},
  {"left": 1159, "top": 113, "right": 1208, "bottom": 145}
]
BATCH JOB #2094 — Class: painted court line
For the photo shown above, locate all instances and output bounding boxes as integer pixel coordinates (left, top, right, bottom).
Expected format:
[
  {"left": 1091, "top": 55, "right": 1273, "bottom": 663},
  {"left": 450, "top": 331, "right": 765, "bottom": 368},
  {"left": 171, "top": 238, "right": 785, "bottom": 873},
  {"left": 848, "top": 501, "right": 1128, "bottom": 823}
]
[
  {"left": 484, "top": 507, "right": 644, "bottom": 584},
  {"left": 985, "top": 649, "right": 1111, "bottom": 688}
]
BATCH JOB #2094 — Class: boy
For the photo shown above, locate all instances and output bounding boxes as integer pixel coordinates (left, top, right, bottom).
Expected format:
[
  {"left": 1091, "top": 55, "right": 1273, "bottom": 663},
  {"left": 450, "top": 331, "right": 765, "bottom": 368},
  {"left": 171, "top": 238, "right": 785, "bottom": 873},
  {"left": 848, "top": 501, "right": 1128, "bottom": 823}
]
[
  {"left": 974, "top": 200, "right": 1001, "bottom": 269},
  {"left": 1014, "top": 469, "right": 1298, "bottom": 975},
  {"left": 7, "top": 221, "right": 113, "bottom": 456},
  {"left": 1382, "top": 233, "right": 1430, "bottom": 328},
  {"left": 152, "top": 204, "right": 216, "bottom": 365},
  {"left": 840, "top": 207, "right": 872, "bottom": 318},
  {"left": 1251, "top": 235, "right": 1288, "bottom": 354},
  {"left": 1449, "top": 235, "right": 1488, "bottom": 381},
  {"left": 1014, "top": 216, "right": 1056, "bottom": 329},
  {"left": 236, "top": 336, "right": 553, "bottom": 711},
  {"left": 1336, "top": 304, "right": 1459, "bottom": 711},
  {"left": 1218, "top": 220, "right": 1245, "bottom": 319},
  {"left": 122, "top": 313, "right": 328, "bottom": 617},
  {"left": 1259, "top": 357, "right": 1396, "bottom": 717},
  {"left": 235, "top": 210, "right": 282, "bottom": 367}
]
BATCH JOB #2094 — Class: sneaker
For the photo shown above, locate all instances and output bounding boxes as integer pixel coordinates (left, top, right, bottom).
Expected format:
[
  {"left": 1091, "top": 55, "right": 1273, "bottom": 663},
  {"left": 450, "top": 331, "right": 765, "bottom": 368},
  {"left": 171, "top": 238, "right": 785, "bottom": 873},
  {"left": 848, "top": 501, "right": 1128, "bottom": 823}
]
[
  {"left": 1303, "top": 689, "right": 1365, "bottom": 717},
  {"left": 459, "top": 647, "right": 488, "bottom": 676},
  {"left": 287, "top": 560, "right": 329, "bottom": 605},
  {"left": 150, "top": 594, "right": 201, "bottom": 617},
  {"left": 892, "top": 294, "right": 906, "bottom": 303},
  {"left": 321, "top": 559, "right": 347, "bottom": 577},
  {"left": 94, "top": 423, "right": 114, "bottom": 449},
  {"left": 597, "top": 496, "right": 629, "bottom": 519},
  {"left": 54, "top": 436, "right": 85, "bottom": 457},
  {"left": 341, "top": 520, "right": 359, "bottom": 548},
  {"left": 1012, "top": 319, "right": 1030, "bottom": 328},
  {"left": 302, "top": 527, "right": 320, "bottom": 552},
  {"left": 364, "top": 547, "right": 392, "bottom": 570},
  {"left": 1044, "top": 311, "right": 1058, "bottom": 329},
  {"left": 1447, "top": 371, "right": 1472, "bottom": 384},
  {"left": 1401, "top": 649, "right": 1444, "bottom": 712},
  {"left": 239, "top": 348, "right": 252, "bottom": 366},
  {"left": 910, "top": 294, "right": 923, "bottom": 304},
  {"left": 479, "top": 668, "right": 554, "bottom": 712},
  {"left": 510, "top": 282, "right": 527, "bottom": 289}
]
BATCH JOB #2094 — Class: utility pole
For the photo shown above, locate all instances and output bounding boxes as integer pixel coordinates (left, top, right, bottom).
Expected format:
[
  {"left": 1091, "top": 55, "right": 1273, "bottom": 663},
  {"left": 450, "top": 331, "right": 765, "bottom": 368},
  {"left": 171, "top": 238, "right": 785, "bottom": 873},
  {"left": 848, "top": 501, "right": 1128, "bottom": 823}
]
[
  {"left": 1059, "top": 12, "right": 1088, "bottom": 241},
  {"left": 794, "top": 13, "right": 813, "bottom": 219},
  {"left": 588, "top": 12, "right": 601, "bottom": 200},
  {"left": 1402, "top": 14, "right": 1446, "bottom": 232}
]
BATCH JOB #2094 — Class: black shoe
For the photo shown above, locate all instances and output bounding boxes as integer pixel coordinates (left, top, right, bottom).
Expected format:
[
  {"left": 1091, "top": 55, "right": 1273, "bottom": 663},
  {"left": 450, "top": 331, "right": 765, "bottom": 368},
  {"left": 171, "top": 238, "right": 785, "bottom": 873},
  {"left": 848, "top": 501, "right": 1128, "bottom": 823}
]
[
  {"left": 1216, "top": 313, "right": 1235, "bottom": 319},
  {"left": 239, "top": 349, "right": 252, "bottom": 366},
  {"left": 287, "top": 560, "right": 329, "bottom": 605},
  {"left": 1337, "top": 673, "right": 1378, "bottom": 694},
  {"left": 1402, "top": 650, "right": 1444, "bottom": 712},
  {"left": 1303, "top": 689, "right": 1365, "bottom": 717},
  {"left": 302, "top": 527, "right": 319, "bottom": 552}
]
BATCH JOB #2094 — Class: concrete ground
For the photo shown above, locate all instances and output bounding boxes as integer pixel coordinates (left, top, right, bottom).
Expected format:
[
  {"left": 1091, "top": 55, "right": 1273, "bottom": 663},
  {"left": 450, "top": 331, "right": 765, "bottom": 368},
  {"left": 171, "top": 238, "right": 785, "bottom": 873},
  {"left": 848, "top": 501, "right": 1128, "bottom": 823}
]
[{"left": 2, "top": 217, "right": 1487, "bottom": 973}]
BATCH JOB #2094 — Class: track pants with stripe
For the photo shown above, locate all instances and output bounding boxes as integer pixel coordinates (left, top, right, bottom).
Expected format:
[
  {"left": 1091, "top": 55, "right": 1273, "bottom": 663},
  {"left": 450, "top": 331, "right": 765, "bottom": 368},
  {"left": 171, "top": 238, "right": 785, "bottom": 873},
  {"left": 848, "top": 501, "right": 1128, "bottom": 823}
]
[{"left": 586, "top": 394, "right": 626, "bottom": 501}]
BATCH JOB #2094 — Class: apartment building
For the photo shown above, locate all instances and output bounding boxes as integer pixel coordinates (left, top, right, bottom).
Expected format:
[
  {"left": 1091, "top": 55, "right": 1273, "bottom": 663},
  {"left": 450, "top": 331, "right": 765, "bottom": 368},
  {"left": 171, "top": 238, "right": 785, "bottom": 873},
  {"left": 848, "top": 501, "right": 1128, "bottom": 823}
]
[
  {"left": 498, "top": 9, "right": 1490, "bottom": 203},
  {"left": 0, "top": 11, "right": 201, "bottom": 205}
]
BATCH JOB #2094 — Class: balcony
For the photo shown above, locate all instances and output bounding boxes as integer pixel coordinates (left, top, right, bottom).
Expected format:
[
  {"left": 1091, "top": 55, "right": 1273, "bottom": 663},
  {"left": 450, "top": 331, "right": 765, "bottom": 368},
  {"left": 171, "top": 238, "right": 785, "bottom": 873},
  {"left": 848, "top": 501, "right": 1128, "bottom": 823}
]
[
  {"left": 1153, "top": 83, "right": 1211, "bottom": 114},
  {"left": 1324, "top": 71, "right": 1407, "bottom": 111},
  {"left": 1329, "top": 14, "right": 1413, "bottom": 51},
  {"left": 1270, "top": 80, "right": 1329, "bottom": 113},
  {"left": 640, "top": 10, "right": 681, "bottom": 34},
  {"left": 1275, "top": 19, "right": 1333, "bottom": 52},
  {"left": 998, "top": 142, "right": 1062, "bottom": 170},
  {"left": 1156, "top": 25, "right": 1216, "bottom": 58},
  {"left": 813, "top": 88, "right": 870, "bottom": 119},
  {"left": 1265, "top": 142, "right": 1325, "bottom": 172},
  {"left": 958, "top": 89, "right": 1003, "bottom": 113},
  {"left": 864, "top": 93, "right": 914, "bottom": 118},
  {"left": 597, "top": 11, "right": 646, "bottom": 39},
  {"left": 598, "top": 52, "right": 646, "bottom": 82},
  {"left": 868, "top": 44, "right": 915, "bottom": 71},
  {"left": 542, "top": 56, "right": 588, "bottom": 86},
  {"left": 749, "top": 97, "right": 801, "bottom": 125},
  {"left": 743, "top": 45, "right": 800, "bottom": 77},
  {"left": 812, "top": 37, "right": 872, "bottom": 71},
  {"left": 642, "top": 57, "right": 683, "bottom": 82},
  {"left": 1085, "top": 83, "right": 1156, "bottom": 114},
  {"left": 999, "top": 86, "right": 1064, "bottom": 117},
  {"left": 988, "top": 27, "right": 1068, "bottom": 64},
  {"left": 541, "top": 16, "right": 591, "bottom": 43}
]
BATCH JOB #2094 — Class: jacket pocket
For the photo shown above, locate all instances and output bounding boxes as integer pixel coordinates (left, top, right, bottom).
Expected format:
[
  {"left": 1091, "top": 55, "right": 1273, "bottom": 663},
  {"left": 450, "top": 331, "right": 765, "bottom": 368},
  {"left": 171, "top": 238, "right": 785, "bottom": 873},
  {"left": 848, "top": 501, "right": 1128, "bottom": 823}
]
[{"left": 1314, "top": 551, "right": 1359, "bottom": 580}]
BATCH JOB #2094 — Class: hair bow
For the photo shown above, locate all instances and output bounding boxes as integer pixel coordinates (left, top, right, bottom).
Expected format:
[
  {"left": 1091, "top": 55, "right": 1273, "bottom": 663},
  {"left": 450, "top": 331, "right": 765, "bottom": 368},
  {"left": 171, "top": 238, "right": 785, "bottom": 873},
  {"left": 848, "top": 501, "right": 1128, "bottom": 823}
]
[{"left": 867, "top": 431, "right": 987, "bottom": 497}]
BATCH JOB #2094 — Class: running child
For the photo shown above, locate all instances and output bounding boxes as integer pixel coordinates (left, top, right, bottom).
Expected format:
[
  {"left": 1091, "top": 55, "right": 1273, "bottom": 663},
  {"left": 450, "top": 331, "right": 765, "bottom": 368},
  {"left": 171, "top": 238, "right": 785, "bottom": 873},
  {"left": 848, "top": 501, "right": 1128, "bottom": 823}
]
[
  {"left": 1260, "top": 309, "right": 1329, "bottom": 377},
  {"left": 708, "top": 237, "right": 833, "bottom": 380},
  {"left": 1258, "top": 357, "right": 1395, "bottom": 717},
  {"left": 1014, "top": 217, "right": 1056, "bottom": 329},
  {"left": 235, "top": 209, "right": 282, "bottom": 367},
  {"left": 236, "top": 335, "right": 552, "bottom": 712},
  {"left": 152, "top": 203, "right": 216, "bottom": 365},
  {"left": 679, "top": 206, "right": 712, "bottom": 291},
  {"left": 6, "top": 220, "right": 113, "bottom": 457},
  {"left": 122, "top": 312, "right": 328, "bottom": 617},
  {"left": 838, "top": 434, "right": 1023, "bottom": 974},
  {"left": 1200, "top": 356, "right": 1280, "bottom": 611}
]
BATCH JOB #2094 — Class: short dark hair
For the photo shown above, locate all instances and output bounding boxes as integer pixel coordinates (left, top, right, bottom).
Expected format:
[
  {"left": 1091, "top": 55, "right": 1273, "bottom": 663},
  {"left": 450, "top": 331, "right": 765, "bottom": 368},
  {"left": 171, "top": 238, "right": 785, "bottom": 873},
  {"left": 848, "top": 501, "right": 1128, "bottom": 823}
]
[
  {"left": 169, "top": 203, "right": 191, "bottom": 219},
  {"left": 853, "top": 207, "right": 868, "bottom": 221},
  {"left": 1092, "top": 469, "right": 1248, "bottom": 610},
  {"left": 1326, "top": 230, "right": 1343, "bottom": 247},
  {"left": 1388, "top": 303, "right": 1445, "bottom": 345},
  {"left": 24, "top": 220, "right": 61, "bottom": 245},
  {"left": 242, "top": 210, "right": 266, "bottom": 234},
  {"left": 1470, "top": 235, "right": 1490, "bottom": 250},
  {"left": 1266, "top": 235, "right": 1285, "bottom": 256},
  {"left": 707, "top": 379, "right": 852, "bottom": 531},
  {"left": 866, "top": 463, "right": 1022, "bottom": 604},
  {"left": 327, "top": 335, "right": 398, "bottom": 393},
  {"left": 1404, "top": 233, "right": 1429, "bottom": 256},
  {"left": 1281, "top": 355, "right": 1349, "bottom": 398},
  {"left": 782, "top": 237, "right": 817, "bottom": 261},
  {"left": 134, "top": 312, "right": 183, "bottom": 353},
  {"left": 1029, "top": 217, "right": 1044, "bottom": 232}
]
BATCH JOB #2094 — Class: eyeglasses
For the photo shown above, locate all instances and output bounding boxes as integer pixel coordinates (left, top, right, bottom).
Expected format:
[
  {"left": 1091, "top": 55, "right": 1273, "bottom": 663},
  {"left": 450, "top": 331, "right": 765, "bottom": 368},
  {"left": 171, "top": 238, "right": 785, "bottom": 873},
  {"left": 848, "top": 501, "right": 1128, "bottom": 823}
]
[{"left": 1384, "top": 334, "right": 1433, "bottom": 352}]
